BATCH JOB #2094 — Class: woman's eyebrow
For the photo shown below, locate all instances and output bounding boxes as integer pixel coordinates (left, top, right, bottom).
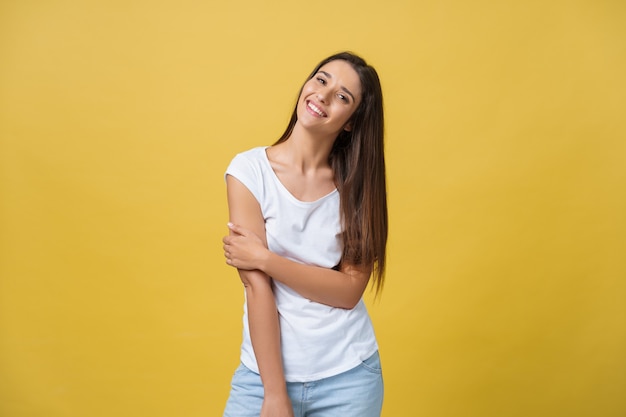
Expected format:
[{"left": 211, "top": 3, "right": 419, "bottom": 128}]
[{"left": 318, "top": 71, "right": 356, "bottom": 102}]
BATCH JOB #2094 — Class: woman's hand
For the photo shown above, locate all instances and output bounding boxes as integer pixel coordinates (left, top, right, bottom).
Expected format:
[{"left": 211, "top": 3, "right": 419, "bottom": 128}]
[
  {"left": 260, "top": 394, "right": 294, "bottom": 417},
  {"left": 223, "top": 222, "right": 269, "bottom": 271}
]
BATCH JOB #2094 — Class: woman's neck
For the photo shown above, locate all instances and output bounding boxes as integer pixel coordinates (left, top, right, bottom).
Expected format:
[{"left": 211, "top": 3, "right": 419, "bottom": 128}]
[{"left": 276, "top": 123, "right": 335, "bottom": 172}]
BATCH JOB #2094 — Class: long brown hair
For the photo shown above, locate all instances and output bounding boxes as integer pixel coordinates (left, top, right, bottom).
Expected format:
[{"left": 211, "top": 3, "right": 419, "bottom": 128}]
[{"left": 274, "top": 52, "right": 388, "bottom": 294}]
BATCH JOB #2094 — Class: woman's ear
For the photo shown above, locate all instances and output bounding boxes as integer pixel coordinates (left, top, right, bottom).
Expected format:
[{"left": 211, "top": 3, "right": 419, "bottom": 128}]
[{"left": 343, "top": 122, "right": 353, "bottom": 132}]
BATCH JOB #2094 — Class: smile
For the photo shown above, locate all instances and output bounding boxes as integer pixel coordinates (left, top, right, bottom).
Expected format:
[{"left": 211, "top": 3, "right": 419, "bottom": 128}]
[{"left": 306, "top": 101, "right": 327, "bottom": 118}]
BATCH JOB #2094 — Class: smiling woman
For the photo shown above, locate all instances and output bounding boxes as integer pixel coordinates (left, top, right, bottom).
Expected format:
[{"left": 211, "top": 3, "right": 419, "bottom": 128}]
[
  {"left": 296, "top": 61, "right": 362, "bottom": 136},
  {"left": 221, "top": 52, "right": 387, "bottom": 417}
]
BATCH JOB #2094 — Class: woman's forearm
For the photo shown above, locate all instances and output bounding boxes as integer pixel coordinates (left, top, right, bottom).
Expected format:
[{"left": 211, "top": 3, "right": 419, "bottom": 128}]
[
  {"left": 239, "top": 269, "right": 289, "bottom": 397},
  {"left": 260, "top": 252, "right": 370, "bottom": 310},
  {"left": 223, "top": 222, "right": 371, "bottom": 310}
]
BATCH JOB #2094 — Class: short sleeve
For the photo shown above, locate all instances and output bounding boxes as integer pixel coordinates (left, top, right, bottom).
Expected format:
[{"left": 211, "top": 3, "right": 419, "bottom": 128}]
[{"left": 225, "top": 150, "right": 263, "bottom": 204}]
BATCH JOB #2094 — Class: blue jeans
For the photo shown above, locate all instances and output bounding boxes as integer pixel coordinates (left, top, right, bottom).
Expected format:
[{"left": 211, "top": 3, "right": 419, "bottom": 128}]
[{"left": 223, "top": 351, "right": 384, "bottom": 417}]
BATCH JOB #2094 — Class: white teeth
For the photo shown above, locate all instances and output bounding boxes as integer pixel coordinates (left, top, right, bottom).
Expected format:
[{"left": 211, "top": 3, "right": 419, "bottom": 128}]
[{"left": 307, "top": 102, "right": 325, "bottom": 117}]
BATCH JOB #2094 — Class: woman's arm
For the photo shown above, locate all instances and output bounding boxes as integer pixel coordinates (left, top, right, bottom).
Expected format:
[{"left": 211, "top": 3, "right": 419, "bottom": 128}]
[
  {"left": 224, "top": 223, "right": 371, "bottom": 310},
  {"left": 225, "top": 176, "right": 293, "bottom": 417}
]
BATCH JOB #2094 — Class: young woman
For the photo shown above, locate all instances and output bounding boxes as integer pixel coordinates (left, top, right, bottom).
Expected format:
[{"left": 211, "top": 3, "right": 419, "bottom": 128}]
[{"left": 222, "top": 52, "right": 388, "bottom": 417}]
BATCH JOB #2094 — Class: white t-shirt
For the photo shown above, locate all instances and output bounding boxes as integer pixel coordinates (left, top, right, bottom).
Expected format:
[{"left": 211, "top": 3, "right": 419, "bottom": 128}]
[{"left": 225, "top": 146, "right": 378, "bottom": 382}]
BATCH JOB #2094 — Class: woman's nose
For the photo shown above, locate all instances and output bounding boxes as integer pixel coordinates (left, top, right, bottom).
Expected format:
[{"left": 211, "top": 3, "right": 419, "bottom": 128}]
[{"left": 317, "top": 92, "right": 328, "bottom": 103}]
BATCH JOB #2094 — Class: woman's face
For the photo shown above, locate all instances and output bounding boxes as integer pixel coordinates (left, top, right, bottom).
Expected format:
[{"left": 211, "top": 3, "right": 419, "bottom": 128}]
[{"left": 296, "top": 59, "right": 362, "bottom": 138}]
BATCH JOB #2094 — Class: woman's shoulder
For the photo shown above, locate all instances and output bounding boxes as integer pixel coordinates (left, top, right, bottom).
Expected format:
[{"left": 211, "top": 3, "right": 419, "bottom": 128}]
[
  {"left": 226, "top": 146, "right": 271, "bottom": 178},
  {"left": 232, "top": 146, "right": 269, "bottom": 160}
]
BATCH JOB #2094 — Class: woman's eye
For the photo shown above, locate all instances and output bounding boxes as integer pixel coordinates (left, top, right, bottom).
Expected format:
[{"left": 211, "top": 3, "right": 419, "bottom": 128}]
[
  {"left": 316, "top": 77, "right": 326, "bottom": 85},
  {"left": 338, "top": 94, "right": 348, "bottom": 102}
]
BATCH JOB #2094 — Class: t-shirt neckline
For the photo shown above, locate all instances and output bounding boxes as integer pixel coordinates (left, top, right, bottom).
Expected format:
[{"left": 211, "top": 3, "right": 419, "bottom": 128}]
[{"left": 261, "top": 146, "right": 338, "bottom": 205}]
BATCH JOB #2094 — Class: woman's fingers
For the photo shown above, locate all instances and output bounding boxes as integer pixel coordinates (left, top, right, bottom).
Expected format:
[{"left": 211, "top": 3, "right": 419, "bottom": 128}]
[
  {"left": 227, "top": 222, "right": 248, "bottom": 237},
  {"left": 222, "top": 239, "right": 232, "bottom": 264},
  {"left": 223, "top": 224, "right": 262, "bottom": 270}
]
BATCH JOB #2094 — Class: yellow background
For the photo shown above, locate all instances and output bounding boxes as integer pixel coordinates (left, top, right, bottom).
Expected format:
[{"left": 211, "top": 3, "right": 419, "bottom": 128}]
[{"left": 1, "top": 0, "right": 624, "bottom": 416}]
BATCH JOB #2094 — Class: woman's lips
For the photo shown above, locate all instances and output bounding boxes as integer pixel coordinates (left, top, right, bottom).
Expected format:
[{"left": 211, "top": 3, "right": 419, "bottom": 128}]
[{"left": 306, "top": 100, "right": 327, "bottom": 117}]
